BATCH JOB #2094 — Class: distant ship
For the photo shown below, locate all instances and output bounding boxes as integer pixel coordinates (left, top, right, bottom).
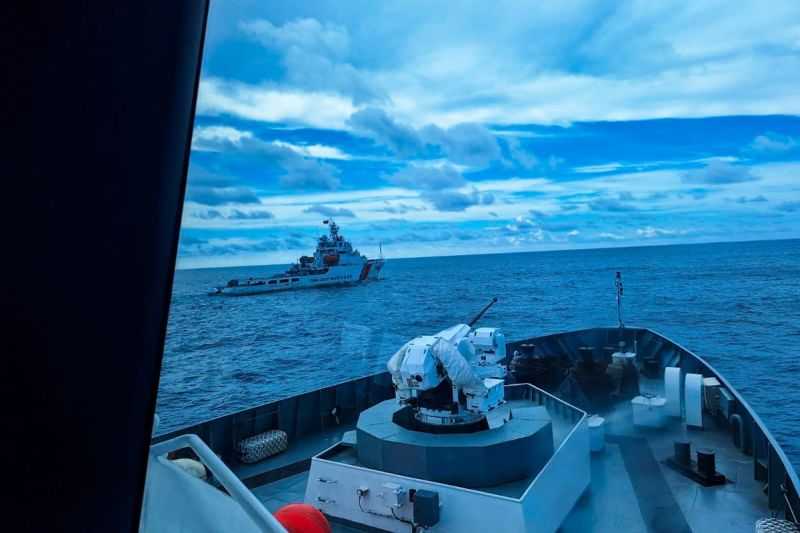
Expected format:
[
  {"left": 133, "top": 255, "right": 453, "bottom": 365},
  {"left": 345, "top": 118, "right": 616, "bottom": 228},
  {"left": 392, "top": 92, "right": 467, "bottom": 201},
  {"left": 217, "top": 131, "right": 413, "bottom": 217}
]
[{"left": 210, "top": 220, "right": 384, "bottom": 295}]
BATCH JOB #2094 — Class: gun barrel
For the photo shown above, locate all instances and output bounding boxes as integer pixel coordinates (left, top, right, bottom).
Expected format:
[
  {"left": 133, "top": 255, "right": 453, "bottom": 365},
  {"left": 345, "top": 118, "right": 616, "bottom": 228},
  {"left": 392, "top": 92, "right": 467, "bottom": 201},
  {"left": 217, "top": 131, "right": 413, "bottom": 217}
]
[{"left": 468, "top": 297, "right": 498, "bottom": 327}]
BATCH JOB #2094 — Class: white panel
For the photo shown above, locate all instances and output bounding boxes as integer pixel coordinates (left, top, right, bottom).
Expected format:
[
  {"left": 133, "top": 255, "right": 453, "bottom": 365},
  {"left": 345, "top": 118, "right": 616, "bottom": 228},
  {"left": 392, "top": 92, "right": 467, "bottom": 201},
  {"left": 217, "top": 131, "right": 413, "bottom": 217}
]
[
  {"left": 685, "top": 373, "right": 704, "bottom": 428},
  {"left": 305, "top": 417, "right": 591, "bottom": 533},
  {"left": 665, "top": 367, "right": 682, "bottom": 417},
  {"left": 521, "top": 418, "right": 591, "bottom": 532},
  {"left": 305, "top": 458, "right": 525, "bottom": 532}
]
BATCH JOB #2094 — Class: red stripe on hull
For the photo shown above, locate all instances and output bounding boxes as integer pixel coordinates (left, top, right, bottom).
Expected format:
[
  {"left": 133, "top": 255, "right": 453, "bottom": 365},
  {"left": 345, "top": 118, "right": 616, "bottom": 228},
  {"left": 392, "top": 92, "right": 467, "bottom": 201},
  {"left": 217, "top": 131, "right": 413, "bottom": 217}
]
[{"left": 359, "top": 262, "right": 373, "bottom": 281}]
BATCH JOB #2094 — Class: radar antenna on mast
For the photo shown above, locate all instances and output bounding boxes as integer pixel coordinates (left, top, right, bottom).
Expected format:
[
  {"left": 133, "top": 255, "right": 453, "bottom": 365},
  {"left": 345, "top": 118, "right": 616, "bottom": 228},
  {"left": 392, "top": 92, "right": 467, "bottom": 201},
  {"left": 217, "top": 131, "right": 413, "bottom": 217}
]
[{"left": 615, "top": 271, "right": 624, "bottom": 329}]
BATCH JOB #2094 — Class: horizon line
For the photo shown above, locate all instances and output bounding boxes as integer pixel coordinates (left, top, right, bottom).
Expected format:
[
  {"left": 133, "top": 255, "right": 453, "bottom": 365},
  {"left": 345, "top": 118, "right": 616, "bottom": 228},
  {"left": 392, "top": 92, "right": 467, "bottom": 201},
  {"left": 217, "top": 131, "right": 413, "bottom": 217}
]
[{"left": 174, "top": 235, "right": 799, "bottom": 272}]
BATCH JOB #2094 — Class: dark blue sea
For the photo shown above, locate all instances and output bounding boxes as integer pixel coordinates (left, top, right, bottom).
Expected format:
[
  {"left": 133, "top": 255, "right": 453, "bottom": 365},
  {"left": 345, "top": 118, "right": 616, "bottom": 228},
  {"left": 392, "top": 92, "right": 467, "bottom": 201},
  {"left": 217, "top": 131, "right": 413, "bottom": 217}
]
[{"left": 158, "top": 239, "right": 800, "bottom": 468}]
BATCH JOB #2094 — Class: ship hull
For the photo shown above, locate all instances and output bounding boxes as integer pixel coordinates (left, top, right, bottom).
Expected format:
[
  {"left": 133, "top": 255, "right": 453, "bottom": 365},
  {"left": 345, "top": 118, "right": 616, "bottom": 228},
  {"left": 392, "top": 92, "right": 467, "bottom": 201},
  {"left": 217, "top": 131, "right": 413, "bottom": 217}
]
[
  {"left": 210, "top": 259, "right": 384, "bottom": 296},
  {"left": 154, "top": 326, "right": 800, "bottom": 533}
]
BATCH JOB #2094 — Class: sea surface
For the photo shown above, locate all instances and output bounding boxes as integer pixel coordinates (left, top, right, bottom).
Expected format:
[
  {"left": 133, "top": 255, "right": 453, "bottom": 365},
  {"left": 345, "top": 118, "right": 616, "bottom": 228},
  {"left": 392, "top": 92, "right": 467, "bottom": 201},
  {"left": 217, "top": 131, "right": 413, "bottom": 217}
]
[{"left": 158, "top": 239, "right": 800, "bottom": 468}]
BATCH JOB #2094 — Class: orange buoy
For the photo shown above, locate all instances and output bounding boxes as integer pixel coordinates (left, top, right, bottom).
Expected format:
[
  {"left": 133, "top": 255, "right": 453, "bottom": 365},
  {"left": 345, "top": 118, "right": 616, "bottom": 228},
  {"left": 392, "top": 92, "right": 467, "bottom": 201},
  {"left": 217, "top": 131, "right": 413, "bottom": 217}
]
[{"left": 274, "top": 504, "right": 331, "bottom": 533}]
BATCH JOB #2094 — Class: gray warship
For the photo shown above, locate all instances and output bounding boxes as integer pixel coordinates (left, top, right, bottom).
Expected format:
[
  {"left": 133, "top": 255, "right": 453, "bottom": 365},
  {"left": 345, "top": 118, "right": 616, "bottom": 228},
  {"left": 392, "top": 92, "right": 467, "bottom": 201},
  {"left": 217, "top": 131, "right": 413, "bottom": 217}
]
[{"left": 142, "top": 275, "right": 800, "bottom": 532}]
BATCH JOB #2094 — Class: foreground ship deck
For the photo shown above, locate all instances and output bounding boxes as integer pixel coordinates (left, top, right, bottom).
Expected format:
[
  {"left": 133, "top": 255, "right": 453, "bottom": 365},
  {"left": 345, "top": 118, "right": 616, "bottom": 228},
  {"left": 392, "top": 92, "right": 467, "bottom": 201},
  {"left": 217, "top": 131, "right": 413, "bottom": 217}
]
[{"left": 149, "top": 327, "right": 800, "bottom": 532}]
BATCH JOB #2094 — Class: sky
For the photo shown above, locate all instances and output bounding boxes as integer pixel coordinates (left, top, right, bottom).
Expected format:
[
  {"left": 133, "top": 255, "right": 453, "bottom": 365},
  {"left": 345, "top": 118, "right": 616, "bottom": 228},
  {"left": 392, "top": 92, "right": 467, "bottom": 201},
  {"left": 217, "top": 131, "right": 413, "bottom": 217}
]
[{"left": 177, "top": 0, "right": 800, "bottom": 269}]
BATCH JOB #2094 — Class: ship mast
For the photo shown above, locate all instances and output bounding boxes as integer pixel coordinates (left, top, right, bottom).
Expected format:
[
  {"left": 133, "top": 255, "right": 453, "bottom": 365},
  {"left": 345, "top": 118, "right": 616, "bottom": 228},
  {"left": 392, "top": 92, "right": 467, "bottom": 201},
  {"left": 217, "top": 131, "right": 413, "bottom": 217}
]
[{"left": 615, "top": 271, "right": 624, "bottom": 330}]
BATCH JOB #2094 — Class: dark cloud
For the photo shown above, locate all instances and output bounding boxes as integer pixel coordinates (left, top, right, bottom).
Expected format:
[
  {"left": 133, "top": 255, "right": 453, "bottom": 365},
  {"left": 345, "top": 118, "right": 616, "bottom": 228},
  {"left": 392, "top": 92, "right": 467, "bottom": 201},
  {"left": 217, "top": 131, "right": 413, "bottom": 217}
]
[
  {"left": 646, "top": 191, "right": 670, "bottom": 201},
  {"left": 278, "top": 156, "right": 341, "bottom": 190},
  {"left": 380, "top": 228, "right": 474, "bottom": 243},
  {"left": 241, "top": 136, "right": 341, "bottom": 191},
  {"left": 504, "top": 137, "right": 539, "bottom": 169},
  {"left": 186, "top": 186, "right": 261, "bottom": 206},
  {"left": 677, "top": 188, "right": 709, "bottom": 200},
  {"left": 194, "top": 208, "right": 275, "bottom": 220},
  {"left": 618, "top": 191, "right": 635, "bottom": 201},
  {"left": 387, "top": 166, "right": 465, "bottom": 190},
  {"left": 422, "top": 189, "right": 495, "bottom": 212},
  {"left": 683, "top": 160, "right": 758, "bottom": 185},
  {"left": 179, "top": 235, "right": 205, "bottom": 246},
  {"left": 732, "top": 195, "right": 768, "bottom": 204},
  {"left": 179, "top": 236, "right": 304, "bottom": 257},
  {"left": 196, "top": 209, "right": 224, "bottom": 220},
  {"left": 303, "top": 204, "right": 357, "bottom": 217},
  {"left": 540, "top": 222, "right": 579, "bottom": 232},
  {"left": 367, "top": 219, "right": 409, "bottom": 232},
  {"left": 240, "top": 18, "right": 385, "bottom": 104},
  {"left": 227, "top": 209, "right": 275, "bottom": 220},
  {"left": 348, "top": 107, "right": 502, "bottom": 167},
  {"left": 347, "top": 107, "right": 424, "bottom": 156},
  {"left": 281, "top": 48, "right": 385, "bottom": 105},
  {"left": 777, "top": 201, "right": 800, "bottom": 213},
  {"left": 373, "top": 202, "right": 426, "bottom": 214},
  {"left": 188, "top": 164, "right": 237, "bottom": 187},
  {"left": 192, "top": 127, "right": 341, "bottom": 190},
  {"left": 588, "top": 195, "right": 637, "bottom": 212},
  {"left": 422, "top": 123, "right": 501, "bottom": 167}
]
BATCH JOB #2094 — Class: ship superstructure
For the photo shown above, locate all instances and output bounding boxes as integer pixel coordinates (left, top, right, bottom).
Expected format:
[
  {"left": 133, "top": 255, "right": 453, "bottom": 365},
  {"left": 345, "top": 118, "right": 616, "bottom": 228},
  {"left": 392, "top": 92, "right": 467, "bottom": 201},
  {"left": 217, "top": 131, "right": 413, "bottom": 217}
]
[{"left": 211, "top": 220, "right": 384, "bottom": 295}]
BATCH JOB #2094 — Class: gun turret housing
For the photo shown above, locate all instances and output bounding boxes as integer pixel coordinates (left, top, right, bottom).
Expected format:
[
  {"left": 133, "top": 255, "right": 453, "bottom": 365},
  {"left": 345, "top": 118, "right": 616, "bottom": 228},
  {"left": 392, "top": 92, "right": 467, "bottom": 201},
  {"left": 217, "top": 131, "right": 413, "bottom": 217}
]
[{"left": 387, "top": 323, "right": 507, "bottom": 432}]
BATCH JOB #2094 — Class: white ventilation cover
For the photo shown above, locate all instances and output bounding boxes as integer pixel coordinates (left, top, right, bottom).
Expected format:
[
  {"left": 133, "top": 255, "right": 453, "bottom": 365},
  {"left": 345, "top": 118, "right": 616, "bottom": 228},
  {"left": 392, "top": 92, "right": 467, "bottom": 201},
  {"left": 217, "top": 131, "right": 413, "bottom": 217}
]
[
  {"left": 665, "top": 367, "right": 682, "bottom": 417},
  {"left": 685, "top": 373, "right": 704, "bottom": 428}
]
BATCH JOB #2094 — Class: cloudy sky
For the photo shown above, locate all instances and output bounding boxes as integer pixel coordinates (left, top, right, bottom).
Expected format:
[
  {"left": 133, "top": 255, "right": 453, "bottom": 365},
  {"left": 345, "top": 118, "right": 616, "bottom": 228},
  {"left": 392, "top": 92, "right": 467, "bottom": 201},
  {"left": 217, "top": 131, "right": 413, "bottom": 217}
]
[{"left": 178, "top": 0, "right": 800, "bottom": 269}]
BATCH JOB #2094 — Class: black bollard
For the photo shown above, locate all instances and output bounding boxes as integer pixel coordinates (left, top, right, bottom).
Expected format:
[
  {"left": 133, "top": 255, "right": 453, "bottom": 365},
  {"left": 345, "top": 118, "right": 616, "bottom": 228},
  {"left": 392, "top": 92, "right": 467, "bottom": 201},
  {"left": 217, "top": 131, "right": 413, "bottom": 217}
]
[
  {"left": 697, "top": 448, "right": 716, "bottom": 478},
  {"left": 674, "top": 440, "right": 691, "bottom": 466}
]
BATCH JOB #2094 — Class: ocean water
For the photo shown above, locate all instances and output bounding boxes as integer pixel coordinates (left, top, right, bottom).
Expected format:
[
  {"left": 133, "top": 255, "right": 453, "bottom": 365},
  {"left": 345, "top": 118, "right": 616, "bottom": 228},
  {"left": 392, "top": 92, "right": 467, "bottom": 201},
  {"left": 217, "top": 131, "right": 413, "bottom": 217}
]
[{"left": 158, "top": 239, "right": 800, "bottom": 468}]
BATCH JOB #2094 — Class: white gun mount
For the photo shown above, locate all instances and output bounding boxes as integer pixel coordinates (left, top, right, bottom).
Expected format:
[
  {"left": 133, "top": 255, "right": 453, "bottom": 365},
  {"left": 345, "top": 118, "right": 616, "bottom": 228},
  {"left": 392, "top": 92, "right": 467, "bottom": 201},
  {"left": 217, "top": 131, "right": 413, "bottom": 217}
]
[{"left": 387, "top": 301, "right": 507, "bottom": 431}]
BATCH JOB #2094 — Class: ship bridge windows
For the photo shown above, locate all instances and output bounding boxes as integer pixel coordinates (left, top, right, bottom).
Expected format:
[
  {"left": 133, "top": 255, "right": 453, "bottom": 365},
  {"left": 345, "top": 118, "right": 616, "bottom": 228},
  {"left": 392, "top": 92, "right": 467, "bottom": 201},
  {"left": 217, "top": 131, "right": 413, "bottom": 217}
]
[
  {"left": 268, "top": 280, "right": 277, "bottom": 285},
  {"left": 279, "top": 278, "right": 289, "bottom": 283},
  {"left": 291, "top": 278, "right": 299, "bottom": 282}
]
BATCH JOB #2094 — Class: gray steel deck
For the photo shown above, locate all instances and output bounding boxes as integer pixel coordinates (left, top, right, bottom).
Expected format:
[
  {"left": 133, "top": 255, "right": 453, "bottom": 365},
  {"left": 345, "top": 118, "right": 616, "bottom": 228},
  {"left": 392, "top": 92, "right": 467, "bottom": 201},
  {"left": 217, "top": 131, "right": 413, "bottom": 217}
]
[
  {"left": 153, "top": 327, "right": 799, "bottom": 532},
  {"left": 248, "top": 378, "right": 770, "bottom": 532},
  {"left": 560, "top": 378, "right": 768, "bottom": 533}
]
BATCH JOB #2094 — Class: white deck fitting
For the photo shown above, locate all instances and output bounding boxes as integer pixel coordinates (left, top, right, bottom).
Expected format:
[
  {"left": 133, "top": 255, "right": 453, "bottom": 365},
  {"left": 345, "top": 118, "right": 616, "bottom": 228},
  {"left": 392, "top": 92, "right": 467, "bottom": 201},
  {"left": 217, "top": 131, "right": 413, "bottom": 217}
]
[
  {"left": 685, "top": 373, "right": 704, "bottom": 428},
  {"left": 588, "top": 415, "right": 605, "bottom": 452},
  {"left": 665, "top": 366, "right": 682, "bottom": 417}
]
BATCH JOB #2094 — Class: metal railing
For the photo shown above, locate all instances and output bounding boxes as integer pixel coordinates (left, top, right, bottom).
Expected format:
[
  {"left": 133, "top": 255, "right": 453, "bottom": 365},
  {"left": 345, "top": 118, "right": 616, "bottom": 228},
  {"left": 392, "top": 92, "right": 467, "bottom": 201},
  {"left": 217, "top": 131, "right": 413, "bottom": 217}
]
[{"left": 150, "top": 434, "right": 287, "bottom": 532}]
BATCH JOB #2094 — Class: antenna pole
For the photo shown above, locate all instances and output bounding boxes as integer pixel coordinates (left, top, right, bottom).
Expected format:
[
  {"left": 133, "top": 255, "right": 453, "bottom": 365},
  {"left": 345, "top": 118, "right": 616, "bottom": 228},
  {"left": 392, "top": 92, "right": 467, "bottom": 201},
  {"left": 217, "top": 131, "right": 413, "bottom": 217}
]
[{"left": 615, "top": 271, "right": 624, "bottom": 329}]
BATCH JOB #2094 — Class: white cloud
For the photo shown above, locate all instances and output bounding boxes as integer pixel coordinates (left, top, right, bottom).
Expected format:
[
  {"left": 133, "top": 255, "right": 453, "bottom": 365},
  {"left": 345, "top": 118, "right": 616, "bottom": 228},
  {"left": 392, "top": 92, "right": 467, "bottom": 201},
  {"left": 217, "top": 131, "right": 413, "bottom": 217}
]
[
  {"left": 573, "top": 162, "right": 625, "bottom": 174},
  {"left": 200, "top": 4, "right": 800, "bottom": 130},
  {"left": 636, "top": 226, "right": 684, "bottom": 238},
  {"left": 197, "top": 78, "right": 356, "bottom": 129},
  {"left": 193, "top": 126, "right": 352, "bottom": 160},
  {"left": 240, "top": 18, "right": 350, "bottom": 59},
  {"left": 748, "top": 132, "right": 799, "bottom": 154},
  {"left": 192, "top": 125, "right": 254, "bottom": 151},
  {"left": 272, "top": 140, "right": 351, "bottom": 160}
]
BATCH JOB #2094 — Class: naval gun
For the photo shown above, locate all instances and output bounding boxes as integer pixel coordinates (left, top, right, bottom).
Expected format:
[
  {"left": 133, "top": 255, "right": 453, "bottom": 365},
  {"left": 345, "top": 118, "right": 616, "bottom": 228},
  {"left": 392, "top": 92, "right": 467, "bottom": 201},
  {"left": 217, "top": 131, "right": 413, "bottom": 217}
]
[{"left": 387, "top": 298, "right": 507, "bottom": 432}]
